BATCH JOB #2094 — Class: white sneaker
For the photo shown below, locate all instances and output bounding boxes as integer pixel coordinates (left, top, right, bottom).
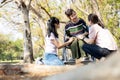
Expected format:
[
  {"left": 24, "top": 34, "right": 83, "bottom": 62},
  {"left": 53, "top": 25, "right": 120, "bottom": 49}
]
[
  {"left": 35, "top": 57, "right": 43, "bottom": 65},
  {"left": 80, "top": 57, "right": 92, "bottom": 62}
]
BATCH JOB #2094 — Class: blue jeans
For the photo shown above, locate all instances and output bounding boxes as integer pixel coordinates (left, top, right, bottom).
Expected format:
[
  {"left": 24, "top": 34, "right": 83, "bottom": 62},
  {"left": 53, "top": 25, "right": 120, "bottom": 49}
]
[
  {"left": 42, "top": 53, "right": 64, "bottom": 66},
  {"left": 82, "top": 44, "right": 111, "bottom": 59}
]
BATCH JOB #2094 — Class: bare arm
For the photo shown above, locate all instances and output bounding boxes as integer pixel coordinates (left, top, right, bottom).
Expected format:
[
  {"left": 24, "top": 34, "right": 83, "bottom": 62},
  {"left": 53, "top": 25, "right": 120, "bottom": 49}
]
[
  {"left": 83, "top": 37, "right": 94, "bottom": 44},
  {"left": 76, "top": 34, "right": 94, "bottom": 44},
  {"left": 51, "top": 37, "right": 74, "bottom": 49},
  {"left": 82, "top": 32, "right": 89, "bottom": 36}
]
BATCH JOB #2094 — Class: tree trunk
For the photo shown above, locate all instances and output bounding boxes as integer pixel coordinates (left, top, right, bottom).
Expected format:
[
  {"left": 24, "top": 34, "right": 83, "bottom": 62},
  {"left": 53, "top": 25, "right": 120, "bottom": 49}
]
[{"left": 20, "top": 0, "right": 34, "bottom": 63}]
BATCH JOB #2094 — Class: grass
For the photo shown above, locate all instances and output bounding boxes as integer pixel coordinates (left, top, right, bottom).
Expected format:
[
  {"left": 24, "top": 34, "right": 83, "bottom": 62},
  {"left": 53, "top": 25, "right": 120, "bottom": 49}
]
[{"left": 0, "top": 60, "right": 21, "bottom": 64}]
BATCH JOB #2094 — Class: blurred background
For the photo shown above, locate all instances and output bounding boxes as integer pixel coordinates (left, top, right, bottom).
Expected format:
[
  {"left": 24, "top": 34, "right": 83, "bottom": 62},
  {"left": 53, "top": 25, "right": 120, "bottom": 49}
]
[{"left": 0, "top": 0, "right": 120, "bottom": 63}]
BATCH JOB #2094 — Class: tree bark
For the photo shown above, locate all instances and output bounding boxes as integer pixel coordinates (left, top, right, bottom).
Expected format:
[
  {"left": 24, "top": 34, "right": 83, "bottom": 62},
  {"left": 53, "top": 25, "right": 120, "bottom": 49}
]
[{"left": 20, "top": 0, "right": 34, "bottom": 63}]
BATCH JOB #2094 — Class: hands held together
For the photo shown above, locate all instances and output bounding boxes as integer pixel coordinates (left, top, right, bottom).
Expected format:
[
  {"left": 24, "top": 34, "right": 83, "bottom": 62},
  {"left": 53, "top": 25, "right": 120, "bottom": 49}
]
[
  {"left": 65, "top": 37, "right": 74, "bottom": 46},
  {"left": 76, "top": 34, "right": 86, "bottom": 40}
]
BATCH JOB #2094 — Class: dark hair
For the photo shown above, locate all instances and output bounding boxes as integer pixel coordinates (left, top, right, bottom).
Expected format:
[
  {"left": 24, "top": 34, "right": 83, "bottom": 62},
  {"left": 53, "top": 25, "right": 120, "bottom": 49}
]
[
  {"left": 88, "top": 13, "right": 104, "bottom": 28},
  {"left": 47, "top": 17, "right": 59, "bottom": 38},
  {"left": 65, "top": 9, "right": 75, "bottom": 17}
]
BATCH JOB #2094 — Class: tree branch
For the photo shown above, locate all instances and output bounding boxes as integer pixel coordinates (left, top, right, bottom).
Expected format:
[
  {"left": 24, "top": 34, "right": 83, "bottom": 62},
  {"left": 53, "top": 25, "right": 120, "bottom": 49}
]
[
  {"left": 90, "top": 0, "right": 104, "bottom": 24},
  {"left": 0, "top": 0, "right": 13, "bottom": 8},
  {"left": 27, "top": 0, "right": 32, "bottom": 10},
  {"left": 30, "top": 5, "right": 42, "bottom": 18},
  {"left": 75, "top": 6, "right": 89, "bottom": 15},
  {"left": 40, "top": 4, "right": 51, "bottom": 18}
]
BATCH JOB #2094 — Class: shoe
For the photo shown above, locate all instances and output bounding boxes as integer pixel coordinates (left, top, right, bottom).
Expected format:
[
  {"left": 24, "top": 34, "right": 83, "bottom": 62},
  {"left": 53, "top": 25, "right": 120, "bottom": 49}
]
[
  {"left": 80, "top": 57, "right": 93, "bottom": 64},
  {"left": 35, "top": 57, "right": 44, "bottom": 65},
  {"left": 63, "top": 58, "right": 75, "bottom": 65},
  {"left": 80, "top": 57, "right": 94, "bottom": 62},
  {"left": 68, "top": 58, "right": 75, "bottom": 62}
]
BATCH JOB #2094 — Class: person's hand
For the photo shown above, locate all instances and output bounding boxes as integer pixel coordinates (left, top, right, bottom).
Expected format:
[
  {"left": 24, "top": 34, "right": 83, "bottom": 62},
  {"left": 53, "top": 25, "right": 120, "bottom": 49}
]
[
  {"left": 65, "top": 37, "right": 74, "bottom": 46},
  {"left": 76, "top": 34, "right": 84, "bottom": 40},
  {"left": 65, "top": 38, "right": 70, "bottom": 42},
  {"left": 68, "top": 37, "right": 74, "bottom": 43}
]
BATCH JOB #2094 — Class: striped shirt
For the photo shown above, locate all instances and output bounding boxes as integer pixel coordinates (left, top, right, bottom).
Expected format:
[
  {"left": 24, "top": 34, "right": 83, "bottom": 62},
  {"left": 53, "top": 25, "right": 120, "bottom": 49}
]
[{"left": 65, "top": 18, "right": 88, "bottom": 37}]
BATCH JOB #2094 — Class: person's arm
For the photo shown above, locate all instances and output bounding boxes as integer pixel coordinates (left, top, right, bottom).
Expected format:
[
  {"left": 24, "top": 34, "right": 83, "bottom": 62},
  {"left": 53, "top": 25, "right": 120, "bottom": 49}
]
[
  {"left": 51, "top": 37, "right": 74, "bottom": 49},
  {"left": 82, "top": 37, "right": 94, "bottom": 44},
  {"left": 82, "top": 31, "right": 89, "bottom": 36},
  {"left": 76, "top": 34, "right": 94, "bottom": 44}
]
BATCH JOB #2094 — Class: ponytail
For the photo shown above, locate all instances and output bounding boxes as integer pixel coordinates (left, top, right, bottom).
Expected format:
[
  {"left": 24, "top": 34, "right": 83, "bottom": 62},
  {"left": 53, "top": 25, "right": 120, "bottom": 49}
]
[
  {"left": 88, "top": 13, "right": 104, "bottom": 28},
  {"left": 97, "top": 20, "right": 105, "bottom": 28}
]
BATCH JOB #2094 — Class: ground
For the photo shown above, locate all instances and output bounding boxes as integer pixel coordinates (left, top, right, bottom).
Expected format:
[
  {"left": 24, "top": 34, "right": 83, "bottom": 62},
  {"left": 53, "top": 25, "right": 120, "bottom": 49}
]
[{"left": 0, "top": 62, "right": 84, "bottom": 80}]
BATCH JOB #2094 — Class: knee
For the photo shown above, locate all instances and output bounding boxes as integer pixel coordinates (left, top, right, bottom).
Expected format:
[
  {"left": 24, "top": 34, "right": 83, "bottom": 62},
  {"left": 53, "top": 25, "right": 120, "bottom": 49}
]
[
  {"left": 82, "top": 44, "right": 88, "bottom": 50},
  {"left": 70, "top": 39, "right": 77, "bottom": 46}
]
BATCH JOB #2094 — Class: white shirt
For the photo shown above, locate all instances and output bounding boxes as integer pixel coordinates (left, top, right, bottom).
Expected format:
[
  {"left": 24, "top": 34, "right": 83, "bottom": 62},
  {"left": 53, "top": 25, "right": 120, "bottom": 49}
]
[
  {"left": 44, "top": 33, "right": 58, "bottom": 54},
  {"left": 89, "top": 24, "right": 117, "bottom": 50}
]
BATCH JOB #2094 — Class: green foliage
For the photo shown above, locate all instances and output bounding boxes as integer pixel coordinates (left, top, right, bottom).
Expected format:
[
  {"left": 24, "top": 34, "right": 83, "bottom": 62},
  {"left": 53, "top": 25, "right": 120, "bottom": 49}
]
[
  {"left": 100, "top": 0, "right": 120, "bottom": 47},
  {"left": 34, "top": 0, "right": 120, "bottom": 47},
  {"left": 1, "top": 0, "right": 120, "bottom": 62},
  {"left": 32, "top": 27, "right": 45, "bottom": 57},
  {"left": 0, "top": 34, "right": 23, "bottom": 61},
  {"left": 0, "top": 13, "right": 2, "bottom": 17}
]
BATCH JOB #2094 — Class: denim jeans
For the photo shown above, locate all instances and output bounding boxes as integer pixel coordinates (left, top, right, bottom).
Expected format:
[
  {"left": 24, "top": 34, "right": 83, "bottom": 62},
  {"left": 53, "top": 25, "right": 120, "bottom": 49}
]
[
  {"left": 82, "top": 44, "right": 111, "bottom": 59},
  {"left": 42, "top": 53, "right": 64, "bottom": 66}
]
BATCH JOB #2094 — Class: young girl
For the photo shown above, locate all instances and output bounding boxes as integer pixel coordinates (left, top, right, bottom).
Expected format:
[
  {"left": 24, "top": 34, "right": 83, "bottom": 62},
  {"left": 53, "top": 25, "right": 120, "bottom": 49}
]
[
  {"left": 40, "top": 17, "right": 73, "bottom": 65},
  {"left": 77, "top": 13, "right": 117, "bottom": 60}
]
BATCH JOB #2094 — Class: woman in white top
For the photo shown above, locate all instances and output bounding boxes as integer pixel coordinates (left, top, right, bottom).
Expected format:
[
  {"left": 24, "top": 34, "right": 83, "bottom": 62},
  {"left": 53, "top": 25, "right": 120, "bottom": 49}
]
[
  {"left": 42, "top": 17, "right": 73, "bottom": 65},
  {"left": 77, "top": 14, "right": 117, "bottom": 60}
]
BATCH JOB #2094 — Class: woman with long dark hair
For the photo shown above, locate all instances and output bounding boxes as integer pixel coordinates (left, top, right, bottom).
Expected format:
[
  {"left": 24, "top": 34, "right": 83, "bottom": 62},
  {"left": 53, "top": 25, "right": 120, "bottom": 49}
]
[
  {"left": 77, "top": 13, "right": 117, "bottom": 60},
  {"left": 40, "top": 17, "right": 73, "bottom": 65}
]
